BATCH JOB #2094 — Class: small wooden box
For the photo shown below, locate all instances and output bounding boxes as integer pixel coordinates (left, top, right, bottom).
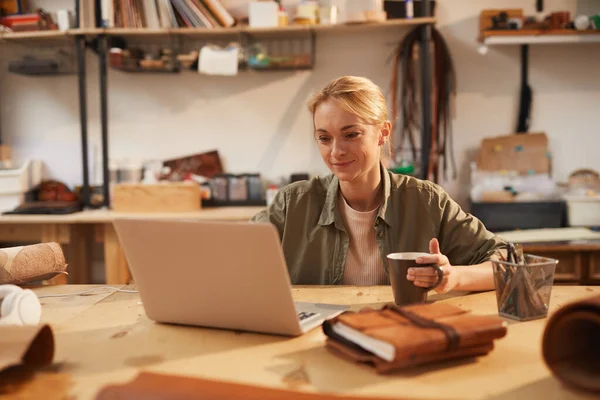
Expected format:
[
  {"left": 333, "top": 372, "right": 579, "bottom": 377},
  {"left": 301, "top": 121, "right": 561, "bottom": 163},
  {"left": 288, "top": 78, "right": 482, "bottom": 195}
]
[{"left": 111, "top": 183, "right": 201, "bottom": 212}]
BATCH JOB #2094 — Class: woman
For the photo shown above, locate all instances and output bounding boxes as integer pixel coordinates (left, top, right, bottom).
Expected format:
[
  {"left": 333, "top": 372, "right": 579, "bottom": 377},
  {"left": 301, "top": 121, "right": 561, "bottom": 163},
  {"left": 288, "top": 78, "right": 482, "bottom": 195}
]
[{"left": 251, "top": 76, "right": 504, "bottom": 293}]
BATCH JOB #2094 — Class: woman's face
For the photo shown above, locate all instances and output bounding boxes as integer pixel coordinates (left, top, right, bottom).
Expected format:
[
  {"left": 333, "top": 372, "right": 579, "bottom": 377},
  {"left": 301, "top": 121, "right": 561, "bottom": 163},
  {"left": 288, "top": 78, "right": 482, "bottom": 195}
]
[{"left": 313, "top": 99, "right": 390, "bottom": 183}]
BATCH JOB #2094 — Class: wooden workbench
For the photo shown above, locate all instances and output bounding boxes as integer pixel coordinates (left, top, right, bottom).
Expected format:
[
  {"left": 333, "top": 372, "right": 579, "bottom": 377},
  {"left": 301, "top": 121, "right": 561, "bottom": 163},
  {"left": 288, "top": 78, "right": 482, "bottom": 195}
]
[
  {"left": 522, "top": 242, "right": 600, "bottom": 285},
  {"left": 12, "top": 285, "right": 600, "bottom": 400},
  {"left": 0, "top": 207, "right": 264, "bottom": 284}
]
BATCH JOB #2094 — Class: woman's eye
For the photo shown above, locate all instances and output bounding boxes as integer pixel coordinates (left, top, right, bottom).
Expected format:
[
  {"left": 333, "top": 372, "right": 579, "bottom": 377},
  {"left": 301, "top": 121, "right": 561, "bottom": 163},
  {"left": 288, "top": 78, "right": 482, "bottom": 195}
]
[
  {"left": 318, "top": 136, "right": 331, "bottom": 143},
  {"left": 345, "top": 132, "right": 359, "bottom": 139}
]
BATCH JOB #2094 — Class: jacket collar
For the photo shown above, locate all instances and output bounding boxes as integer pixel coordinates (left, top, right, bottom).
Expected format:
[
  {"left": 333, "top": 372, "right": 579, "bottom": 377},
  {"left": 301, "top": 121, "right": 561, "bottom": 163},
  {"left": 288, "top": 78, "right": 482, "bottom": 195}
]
[{"left": 318, "top": 163, "right": 394, "bottom": 228}]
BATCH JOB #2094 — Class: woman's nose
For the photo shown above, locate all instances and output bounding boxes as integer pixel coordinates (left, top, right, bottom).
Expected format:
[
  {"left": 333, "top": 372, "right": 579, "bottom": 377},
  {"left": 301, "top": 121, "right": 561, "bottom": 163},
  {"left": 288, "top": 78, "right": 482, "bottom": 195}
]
[{"left": 331, "top": 140, "right": 346, "bottom": 158}]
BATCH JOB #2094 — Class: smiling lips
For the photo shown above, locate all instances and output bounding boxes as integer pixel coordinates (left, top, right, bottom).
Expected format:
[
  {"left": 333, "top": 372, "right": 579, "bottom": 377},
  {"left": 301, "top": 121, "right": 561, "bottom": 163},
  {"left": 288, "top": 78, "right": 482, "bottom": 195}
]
[{"left": 331, "top": 160, "right": 354, "bottom": 168}]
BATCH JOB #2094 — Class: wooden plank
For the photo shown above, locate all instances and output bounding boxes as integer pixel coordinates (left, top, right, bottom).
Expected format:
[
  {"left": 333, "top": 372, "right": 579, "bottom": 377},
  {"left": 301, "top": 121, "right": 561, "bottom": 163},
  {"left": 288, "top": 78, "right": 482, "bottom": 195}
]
[
  {"left": 0, "top": 224, "right": 51, "bottom": 243},
  {"left": 65, "top": 17, "right": 435, "bottom": 38},
  {"left": 24, "top": 285, "right": 600, "bottom": 400},
  {"left": 589, "top": 252, "right": 600, "bottom": 282},
  {"left": 482, "top": 29, "right": 600, "bottom": 37},
  {"left": 0, "top": 214, "right": 79, "bottom": 224},
  {"left": 0, "top": 30, "right": 68, "bottom": 40},
  {"left": 0, "top": 207, "right": 264, "bottom": 224},
  {"left": 111, "top": 183, "right": 201, "bottom": 213},
  {"left": 65, "top": 224, "right": 94, "bottom": 284},
  {"left": 74, "top": 207, "right": 264, "bottom": 223}
]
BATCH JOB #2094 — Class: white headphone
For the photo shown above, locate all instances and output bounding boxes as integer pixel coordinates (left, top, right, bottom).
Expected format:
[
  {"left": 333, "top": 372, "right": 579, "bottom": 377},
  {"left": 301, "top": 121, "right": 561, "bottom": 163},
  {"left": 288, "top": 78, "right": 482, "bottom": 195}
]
[{"left": 0, "top": 284, "right": 41, "bottom": 326}]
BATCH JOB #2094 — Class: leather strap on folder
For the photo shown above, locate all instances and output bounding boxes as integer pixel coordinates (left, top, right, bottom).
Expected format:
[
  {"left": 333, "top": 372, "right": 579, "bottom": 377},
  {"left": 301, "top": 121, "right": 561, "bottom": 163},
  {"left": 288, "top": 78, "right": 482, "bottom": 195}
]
[{"left": 385, "top": 305, "right": 460, "bottom": 352}]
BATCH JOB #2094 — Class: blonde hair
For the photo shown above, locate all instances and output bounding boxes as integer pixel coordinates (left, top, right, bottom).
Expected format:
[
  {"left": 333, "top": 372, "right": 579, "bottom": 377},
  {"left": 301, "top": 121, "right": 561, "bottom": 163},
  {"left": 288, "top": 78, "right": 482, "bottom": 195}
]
[{"left": 307, "top": 76, "right": 391, "bottom": 159}]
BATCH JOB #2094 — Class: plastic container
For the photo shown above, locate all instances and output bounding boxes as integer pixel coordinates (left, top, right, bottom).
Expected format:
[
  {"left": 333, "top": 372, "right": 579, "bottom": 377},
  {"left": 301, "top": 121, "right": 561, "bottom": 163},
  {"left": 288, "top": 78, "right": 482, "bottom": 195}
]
[
  {"left": 564, "top": 195, "right": 600, "bottom": 227},
  {"left": 266, "top": 184, "right": 279, "bottom": 206},
  {"left": 0, "top": 159, "right": 42, "bottom": 194},
  {"left": 492, "top": 254, "right": 558, "bottom": 321}
]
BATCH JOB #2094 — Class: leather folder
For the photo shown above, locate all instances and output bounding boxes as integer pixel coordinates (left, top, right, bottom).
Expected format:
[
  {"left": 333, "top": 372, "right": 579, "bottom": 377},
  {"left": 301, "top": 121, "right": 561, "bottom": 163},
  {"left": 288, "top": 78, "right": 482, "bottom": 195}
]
[
  {"left": 322, "top": 302, "right": 508, "bottom": 373},
  {"left": 542, "top": 293, "right": 600, "bottom": 393}
]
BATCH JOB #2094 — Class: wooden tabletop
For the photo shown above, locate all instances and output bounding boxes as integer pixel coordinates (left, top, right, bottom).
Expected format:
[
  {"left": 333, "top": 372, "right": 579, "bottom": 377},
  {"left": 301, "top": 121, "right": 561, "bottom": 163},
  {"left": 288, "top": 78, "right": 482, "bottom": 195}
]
[
  {"left": 16, "top": 285, "right": 600, "bottom": 400},
  {"left": 0, "top": 206, "right": 265, "bottom": 224}
]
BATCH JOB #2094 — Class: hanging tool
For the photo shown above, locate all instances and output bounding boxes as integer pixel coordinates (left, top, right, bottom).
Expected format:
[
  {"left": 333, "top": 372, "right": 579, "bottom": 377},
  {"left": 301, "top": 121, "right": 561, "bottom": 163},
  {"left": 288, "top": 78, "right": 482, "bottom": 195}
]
[
  {"left": 390, "top": 25, "right": 457, "bottom": 183},
  {"left": 516, "top": 44, "right": 532, "bottom": 133}
]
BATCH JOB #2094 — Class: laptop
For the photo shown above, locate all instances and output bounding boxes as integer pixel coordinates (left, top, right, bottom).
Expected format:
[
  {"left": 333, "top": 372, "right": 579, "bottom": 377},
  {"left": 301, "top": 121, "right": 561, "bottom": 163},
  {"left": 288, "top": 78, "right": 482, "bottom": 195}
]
[{"left": 112, "top": 218, "right": 349, "bottom": 336}]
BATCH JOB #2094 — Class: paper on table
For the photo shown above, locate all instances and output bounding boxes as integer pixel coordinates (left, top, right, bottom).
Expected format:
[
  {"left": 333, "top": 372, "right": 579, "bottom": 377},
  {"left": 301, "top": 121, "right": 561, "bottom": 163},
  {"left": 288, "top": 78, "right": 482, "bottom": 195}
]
[
  {"left": 198, "top": 44, "right": 239, "bottom": 76},
  {"left": 0, "top": 325, "right": 54, "bottom": 373},
  {"left": 496, "top": 227, "right": 600, "bottom": 243}
]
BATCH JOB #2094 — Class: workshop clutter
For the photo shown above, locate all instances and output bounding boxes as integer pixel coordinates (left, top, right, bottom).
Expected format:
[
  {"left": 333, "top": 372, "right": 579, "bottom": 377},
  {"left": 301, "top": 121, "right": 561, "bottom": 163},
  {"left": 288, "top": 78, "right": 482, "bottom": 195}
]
[
  {"left": 479, "top": 7, "right": 600, "bottom": 40},
  {"left": 470, "top": 132, "right": 600, "bottom": 230},
  {"left": 107, "top": 33, "right": 313, "bottom": 75},
  {"left": 107, "top": 150, "right": 301, "bottom": 212}
]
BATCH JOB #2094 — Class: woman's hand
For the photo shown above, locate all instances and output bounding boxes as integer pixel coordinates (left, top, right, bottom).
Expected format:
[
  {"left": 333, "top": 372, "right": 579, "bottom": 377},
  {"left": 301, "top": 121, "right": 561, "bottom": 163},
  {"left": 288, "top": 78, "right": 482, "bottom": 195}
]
[{"left": 406, "top": 238, "right": 461, "bottom": 294}]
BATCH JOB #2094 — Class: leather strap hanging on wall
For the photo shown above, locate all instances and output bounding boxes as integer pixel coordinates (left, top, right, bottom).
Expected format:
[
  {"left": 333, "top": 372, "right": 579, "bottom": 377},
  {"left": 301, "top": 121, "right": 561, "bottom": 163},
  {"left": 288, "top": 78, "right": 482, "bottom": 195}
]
[
  {"left": 516, "top": 44, "right": 531, "bottom": 134},
  {"left": 390, "top": 25, "right": 456, "bottom": 183}
]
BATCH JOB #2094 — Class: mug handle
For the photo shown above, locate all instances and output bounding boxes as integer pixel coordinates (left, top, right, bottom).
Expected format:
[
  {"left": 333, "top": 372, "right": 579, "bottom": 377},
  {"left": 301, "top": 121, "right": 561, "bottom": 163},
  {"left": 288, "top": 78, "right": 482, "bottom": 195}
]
[{"left": 431, "top": 264, "right": 444, "bottom": 289}]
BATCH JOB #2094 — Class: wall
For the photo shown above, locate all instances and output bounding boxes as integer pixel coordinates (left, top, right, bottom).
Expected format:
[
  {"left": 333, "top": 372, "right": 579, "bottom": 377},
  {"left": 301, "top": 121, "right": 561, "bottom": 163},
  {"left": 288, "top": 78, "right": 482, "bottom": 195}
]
[{"left": 1, "top": 0, "right": 599, "bottom": 208}]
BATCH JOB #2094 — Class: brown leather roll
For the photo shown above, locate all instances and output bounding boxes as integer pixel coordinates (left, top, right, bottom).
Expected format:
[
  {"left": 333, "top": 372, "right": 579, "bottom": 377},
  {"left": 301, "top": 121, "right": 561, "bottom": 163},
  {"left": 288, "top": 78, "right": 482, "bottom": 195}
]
[
  {"left": 542, "top": 294, "right": 600, "bottom": 393},
  {"left": 0, "top": 243, "right": 67, "bottom": 285}
]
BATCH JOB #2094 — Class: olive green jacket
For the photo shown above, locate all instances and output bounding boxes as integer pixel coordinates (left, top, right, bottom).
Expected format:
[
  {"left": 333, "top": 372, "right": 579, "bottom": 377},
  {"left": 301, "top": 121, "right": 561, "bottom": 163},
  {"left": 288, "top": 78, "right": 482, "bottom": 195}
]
[{"left": 251, "top": 169, "right": 504, "bottom": 285}]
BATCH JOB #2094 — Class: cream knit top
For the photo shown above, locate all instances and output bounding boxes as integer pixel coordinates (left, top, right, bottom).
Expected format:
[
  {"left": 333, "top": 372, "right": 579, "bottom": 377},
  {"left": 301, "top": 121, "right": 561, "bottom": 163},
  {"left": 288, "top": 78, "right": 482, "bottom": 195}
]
[{"left": 338, "top": 195, "right": 387, "bottom": 285}]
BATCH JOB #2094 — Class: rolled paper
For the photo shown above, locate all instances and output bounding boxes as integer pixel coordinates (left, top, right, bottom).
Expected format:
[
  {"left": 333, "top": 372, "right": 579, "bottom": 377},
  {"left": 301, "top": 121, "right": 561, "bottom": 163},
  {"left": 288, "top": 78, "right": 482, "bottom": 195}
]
[
  {"left": 0, "top": 243, "right": 67, "bottom": 285},
  {"left": 542, "top": 293, "right": 600, "bottom": 393}
]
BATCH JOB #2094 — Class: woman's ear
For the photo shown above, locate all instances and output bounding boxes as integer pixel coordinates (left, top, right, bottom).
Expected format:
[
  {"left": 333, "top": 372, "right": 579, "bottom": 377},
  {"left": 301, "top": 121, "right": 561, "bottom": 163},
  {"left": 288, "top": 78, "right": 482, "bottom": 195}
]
[{"left": 378, "top": 121, "right": 392, "bottom": 146}]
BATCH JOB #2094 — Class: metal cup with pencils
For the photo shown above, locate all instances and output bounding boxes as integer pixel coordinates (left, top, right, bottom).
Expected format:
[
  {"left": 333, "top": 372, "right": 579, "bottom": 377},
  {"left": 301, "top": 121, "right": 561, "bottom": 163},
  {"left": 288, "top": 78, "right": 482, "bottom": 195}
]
[{"left": 492, "top": 243, "right": 558, "bottom": 322}]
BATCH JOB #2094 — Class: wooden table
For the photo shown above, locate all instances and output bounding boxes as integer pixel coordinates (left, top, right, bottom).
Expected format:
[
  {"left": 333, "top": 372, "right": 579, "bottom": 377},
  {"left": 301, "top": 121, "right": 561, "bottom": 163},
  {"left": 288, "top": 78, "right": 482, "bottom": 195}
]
[
  {"left": 14, "top": 285, "right": 600, "bottom": 400},
  {"left": 0, "top": 207, "right": 264, "bottom": 285}
]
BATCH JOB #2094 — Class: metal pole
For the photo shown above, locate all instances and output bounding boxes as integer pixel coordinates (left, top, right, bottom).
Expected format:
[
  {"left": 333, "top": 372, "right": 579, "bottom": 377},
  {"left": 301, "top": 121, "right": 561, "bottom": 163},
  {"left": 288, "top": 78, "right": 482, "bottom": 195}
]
[
  {"left": 76, "top": 35, "right": 90, "bottom": 207},
  {"left": 98, "top": 35, "right": 110, "bottom": 208},
  {"left": 419, "top": 0, "right": 432, "bottom": 181}
]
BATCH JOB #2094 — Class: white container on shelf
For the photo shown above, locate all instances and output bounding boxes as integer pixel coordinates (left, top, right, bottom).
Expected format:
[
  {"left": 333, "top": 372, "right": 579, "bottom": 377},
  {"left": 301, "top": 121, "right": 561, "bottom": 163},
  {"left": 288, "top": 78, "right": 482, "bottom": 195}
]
[
  {"left": 0, "top": 193, "right": 25, "bottom": 213},
  {"left": 564, "top": 195, "right": 600, "bottom": 227},
  {"left": 0, "top": 159, "right": 43, "bottom": 194},
  {"left": 0, "top": 159, "right": 43, "bottom": 212}
]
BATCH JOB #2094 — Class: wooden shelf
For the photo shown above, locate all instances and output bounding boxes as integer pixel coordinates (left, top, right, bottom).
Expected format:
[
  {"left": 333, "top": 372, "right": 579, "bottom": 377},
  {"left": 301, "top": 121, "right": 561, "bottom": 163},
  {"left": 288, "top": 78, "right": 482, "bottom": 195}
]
[
  {"left": 0, "top": 30, "right": 68, "bottom": 40},
  {"left": 312, "top": 17, "right": 436, "bottom": 33},
  {"left": 481, "top": 29, "right": 600, "bottom": 45},
  {"left": 0, "top": 18, "right": 434, "bottom": 41}
]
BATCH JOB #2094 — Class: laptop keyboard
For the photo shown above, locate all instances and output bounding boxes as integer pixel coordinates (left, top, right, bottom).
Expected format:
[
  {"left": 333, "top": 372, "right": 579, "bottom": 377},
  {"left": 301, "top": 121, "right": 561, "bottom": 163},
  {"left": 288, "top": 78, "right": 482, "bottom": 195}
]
[{"left": 297, "top": 311, "right": 317, "bottom": 321}]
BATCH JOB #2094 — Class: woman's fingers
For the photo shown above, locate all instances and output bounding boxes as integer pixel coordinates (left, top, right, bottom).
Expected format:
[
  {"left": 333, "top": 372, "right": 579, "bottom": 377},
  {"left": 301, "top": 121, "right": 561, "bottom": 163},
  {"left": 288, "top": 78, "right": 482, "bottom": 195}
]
[
  {"left": 407, "top": 266, "right": 446, "bottom": 277},
  {"left": 416, "top": 254, "right": 449, "bottom": 267}
]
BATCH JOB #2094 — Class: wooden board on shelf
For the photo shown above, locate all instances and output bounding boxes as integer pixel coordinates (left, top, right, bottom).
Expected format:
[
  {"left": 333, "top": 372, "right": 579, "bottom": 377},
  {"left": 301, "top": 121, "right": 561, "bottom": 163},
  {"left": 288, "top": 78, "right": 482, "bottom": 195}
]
[{"left": 111, "top": 183, "right": 202, "bottom": 213}]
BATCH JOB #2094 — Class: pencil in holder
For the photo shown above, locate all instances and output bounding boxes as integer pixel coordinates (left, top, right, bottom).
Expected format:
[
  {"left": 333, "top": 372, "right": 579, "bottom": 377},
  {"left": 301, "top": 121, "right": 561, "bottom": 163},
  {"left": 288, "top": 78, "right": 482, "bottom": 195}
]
[{"left": 492, "top": 253, "right": 558, "bottom": 322}]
